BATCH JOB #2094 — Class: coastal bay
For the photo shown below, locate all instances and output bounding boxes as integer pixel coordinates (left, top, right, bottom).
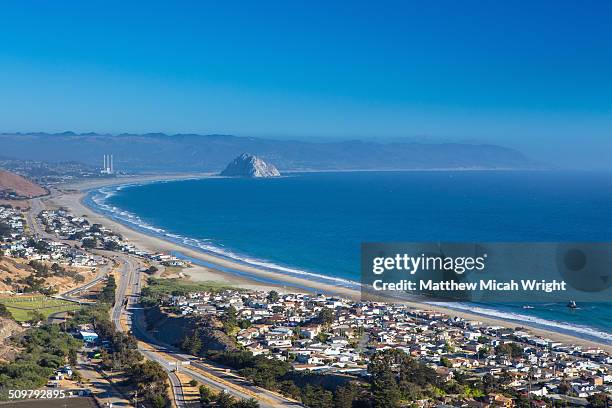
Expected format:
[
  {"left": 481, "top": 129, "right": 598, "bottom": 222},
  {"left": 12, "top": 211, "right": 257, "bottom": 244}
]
[{"left": 42, "top": 173, "right": 612, "bottom": 352}]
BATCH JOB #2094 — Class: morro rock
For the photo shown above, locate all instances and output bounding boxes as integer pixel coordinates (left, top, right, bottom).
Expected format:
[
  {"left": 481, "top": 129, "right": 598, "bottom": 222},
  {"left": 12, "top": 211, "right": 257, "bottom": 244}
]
[{"left": 219, "top": 153, "right": 281, "bottom": 178}]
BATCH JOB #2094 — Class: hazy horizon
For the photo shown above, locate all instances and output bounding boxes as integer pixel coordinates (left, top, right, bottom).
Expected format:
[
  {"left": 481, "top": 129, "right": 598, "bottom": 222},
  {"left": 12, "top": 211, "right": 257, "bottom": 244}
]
[
  {"left": 1, "top": 1, "right": 611, "bottom": 168},
  {"left": 0, "top": 129, "right": 610, "bottom": 171}
]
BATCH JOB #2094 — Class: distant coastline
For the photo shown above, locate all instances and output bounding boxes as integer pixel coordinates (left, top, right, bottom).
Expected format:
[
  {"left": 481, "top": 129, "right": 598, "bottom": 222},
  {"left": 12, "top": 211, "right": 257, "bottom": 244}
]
[{"left": 0, "top": 131, "right": 537, "bottom": 173}]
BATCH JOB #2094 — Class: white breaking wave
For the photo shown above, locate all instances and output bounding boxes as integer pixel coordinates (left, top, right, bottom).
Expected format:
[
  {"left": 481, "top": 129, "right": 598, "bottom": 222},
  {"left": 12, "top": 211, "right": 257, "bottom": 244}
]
[
  {"left": 428, "top": 302, "right": 612, "bottom": 344},
  {"left": 87, "top": 184, "right": 361, "bottom": 290}
]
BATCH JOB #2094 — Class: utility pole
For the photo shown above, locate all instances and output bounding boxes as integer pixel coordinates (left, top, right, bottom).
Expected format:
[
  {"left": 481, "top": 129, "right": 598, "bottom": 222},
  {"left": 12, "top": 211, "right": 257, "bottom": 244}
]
[{"left": 528, "top": 368, "right": 533, "bottom": 406}]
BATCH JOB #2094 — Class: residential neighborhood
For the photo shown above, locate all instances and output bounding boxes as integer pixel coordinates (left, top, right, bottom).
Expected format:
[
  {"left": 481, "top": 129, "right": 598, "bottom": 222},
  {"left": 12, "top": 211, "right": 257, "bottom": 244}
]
[{"left": 162, "top": 287, "right": 612, "bottom": 406}]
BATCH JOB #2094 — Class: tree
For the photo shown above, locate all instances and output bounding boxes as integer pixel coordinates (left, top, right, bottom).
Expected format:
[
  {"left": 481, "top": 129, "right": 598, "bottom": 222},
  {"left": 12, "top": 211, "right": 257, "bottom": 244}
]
[
  {"left": 368, "top": 348, "right": 443, "bottom": 405},
  {"left": 223, "top": 306, "right": 239, "bottom": 335},
  {"left": 0, "top": 222, "right": 11, "bottom": 238},
  {"left": 495, "top": 342, "right": 523, "bottom": 359},
  {"left": 235, "top": 398, "right": 260, "bottom": 408},
  {"left": 104, "top": 240, "right": 118, "bottom": 251},
  {"left": 71, "top": 370, "right": 83, "bottom": 383},
  {"left": 280, "top": 380, "right": 301, "bottom": 400},
  {"left": 81, "top": 237, "right": 97, "bottom": 249},
  {"left": 587, "top": 393, "right": 609, "bottom": 408},
  {"left": 224, "top": 306, "right": 238, "bottom": 325},
  {"left": 128, "top": 360, "right": 169, "bottom": 408},
  {"left": 0, "top": 303, "right": 13, "bottom": 319},
  {"left": 558, "top": 380, "right": 571, "bottom": 395},
  {"left": 216, "top": 391, "right": 237, "bottom": 408},
  {"left": 145, "top": 265, "right": 158, "bottom": 274},
  {"left": 199, "top": 384, "right": 214, "bottom": 405},
  {"left": 181, "top": 329, "right": 202, "bottom": 355},
  {"left": 371, "top": 368, "right": 401, "bottom": 408},
  {"left": 301, "top": 385, "right": 333, "bottom": 408},
  {"left": 334, "top": 383, "right": 358, "bottom": 408},
  {"left": 28, "top": 310, "right": 45, "bottom": 325},
  {"left": 266, "top": 290, "right": 280, "bottom": 303},
  {"left": 318, "top": 308, "right": 335, "bottom": 325},
  {"left": 440, "top": 356, "right": 452, "bottom": 368},
  {"left": 99, "top": 275, "right": 117, "bottom": 304},
  {"left": 482, "top": 373, "right": 500, "bottom": 394}
]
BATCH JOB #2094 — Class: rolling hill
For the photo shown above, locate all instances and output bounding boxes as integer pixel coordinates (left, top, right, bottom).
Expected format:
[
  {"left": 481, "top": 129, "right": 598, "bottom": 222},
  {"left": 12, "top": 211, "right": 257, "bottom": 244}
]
[
  {"left": 0, "top": 132, "right": 536, "bottom": 173},
  {"left": 0, "top": 170, "right": 48, "bottom": 198}
]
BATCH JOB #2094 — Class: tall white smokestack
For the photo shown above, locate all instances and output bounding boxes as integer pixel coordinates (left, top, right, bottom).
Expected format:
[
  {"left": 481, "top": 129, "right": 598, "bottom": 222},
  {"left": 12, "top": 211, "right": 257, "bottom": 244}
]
[{"left": 103, "top": 155, "right": 107, "bottom": 171}]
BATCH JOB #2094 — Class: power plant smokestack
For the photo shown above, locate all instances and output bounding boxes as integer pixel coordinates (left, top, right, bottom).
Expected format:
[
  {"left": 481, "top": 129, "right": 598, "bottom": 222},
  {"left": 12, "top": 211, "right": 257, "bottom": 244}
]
[{"left": 101, "top": 154, "right": 115, "bottom": 175}]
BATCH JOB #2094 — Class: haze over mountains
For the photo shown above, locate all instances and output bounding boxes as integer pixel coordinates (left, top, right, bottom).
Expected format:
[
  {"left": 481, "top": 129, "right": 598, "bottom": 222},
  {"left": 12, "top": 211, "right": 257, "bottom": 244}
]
[{"left": 0, "top": 132, "right": 535, "bottom": 173}]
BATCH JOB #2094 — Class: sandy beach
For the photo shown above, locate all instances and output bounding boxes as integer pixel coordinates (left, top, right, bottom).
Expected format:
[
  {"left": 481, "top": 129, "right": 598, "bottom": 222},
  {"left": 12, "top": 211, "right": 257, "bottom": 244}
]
[{"left": 43, "top": 175, "right": 611, "bottom": 352}]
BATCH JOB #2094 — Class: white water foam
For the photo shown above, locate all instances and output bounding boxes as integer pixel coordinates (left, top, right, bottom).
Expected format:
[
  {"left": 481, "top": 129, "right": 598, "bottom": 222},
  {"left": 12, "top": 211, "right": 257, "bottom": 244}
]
[
  {"left": 429, "top": 302, "right": 612, "bottom": 344},
  {"left": 88, "top": 183, "right": 361, "bottom": 290}
]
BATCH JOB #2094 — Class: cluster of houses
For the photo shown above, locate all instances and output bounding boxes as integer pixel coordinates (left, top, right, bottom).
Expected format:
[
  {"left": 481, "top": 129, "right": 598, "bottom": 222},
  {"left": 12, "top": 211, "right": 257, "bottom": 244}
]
[
  {"left": 165, "top": 289, "right": 611, "bottom": 405},
  {"left": 0, "top": 207, "right": 102, "bottom": 267},
  {"left": 0, "top": 205, "right": 24, "bottom": 245},
  {"left": 0, "top": 158, "right": 105, "bottom": 187},
  {"left": 38, "top": 209, "right": 189, "bottom": 267}
]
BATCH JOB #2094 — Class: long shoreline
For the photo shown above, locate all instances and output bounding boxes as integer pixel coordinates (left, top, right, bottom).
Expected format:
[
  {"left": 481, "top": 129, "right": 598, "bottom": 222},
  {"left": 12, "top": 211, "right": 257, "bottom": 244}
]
[{"left": 46, "top": 175, "right": 611, "bottom": 352}]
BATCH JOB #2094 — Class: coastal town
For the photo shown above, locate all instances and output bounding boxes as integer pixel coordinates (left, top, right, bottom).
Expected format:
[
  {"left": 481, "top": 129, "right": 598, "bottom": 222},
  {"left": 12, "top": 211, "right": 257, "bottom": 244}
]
[
  {"left": 161, "top": 287, "right": 612, "bottom": 405},
  {"left": 2, "top": 193, "right": 611, "bottom": 407}
]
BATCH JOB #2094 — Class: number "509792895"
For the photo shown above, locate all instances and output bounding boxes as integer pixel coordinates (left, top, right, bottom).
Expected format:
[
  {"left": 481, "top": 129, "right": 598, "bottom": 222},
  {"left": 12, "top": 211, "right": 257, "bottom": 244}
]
[{"left": 8, "top": 389, "right": 66, "bottom": 399}]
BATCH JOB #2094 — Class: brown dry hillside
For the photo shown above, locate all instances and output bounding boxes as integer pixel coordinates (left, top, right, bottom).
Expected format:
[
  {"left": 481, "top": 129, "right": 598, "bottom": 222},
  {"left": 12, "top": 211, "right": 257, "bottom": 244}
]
[
  {"left": 0, "top": 170, "right": 47, "bottom": 198},
  {"left": 0, "top": 316, "right": 23, "bottom": 361},
  {"left": 0, "top": 257, "right": 95, "bottom": 293}
]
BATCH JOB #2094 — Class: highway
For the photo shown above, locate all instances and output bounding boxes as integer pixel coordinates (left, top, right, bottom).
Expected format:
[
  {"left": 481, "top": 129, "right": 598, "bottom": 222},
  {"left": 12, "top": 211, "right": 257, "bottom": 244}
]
[
  {"left": 54, "top": 258, "right": 111, "bottom": 304},
  {"left": 26, "top": 193, "right": 303, "bottom": 407},
  {"left": 26, "top": 197, "right": 45, "bottom": 239},
  {"left": 111, "top": 254, "right": 304, "bottom": 408},
  {"left": 110, "top": 255, "right": 186, "bottom": 407}
]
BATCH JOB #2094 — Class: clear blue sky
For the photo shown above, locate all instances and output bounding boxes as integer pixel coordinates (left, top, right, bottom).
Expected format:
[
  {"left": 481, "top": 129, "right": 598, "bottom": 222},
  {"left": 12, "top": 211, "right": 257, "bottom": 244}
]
[{"left": 1, "top": 1, "right": 611, "bottom": 167}]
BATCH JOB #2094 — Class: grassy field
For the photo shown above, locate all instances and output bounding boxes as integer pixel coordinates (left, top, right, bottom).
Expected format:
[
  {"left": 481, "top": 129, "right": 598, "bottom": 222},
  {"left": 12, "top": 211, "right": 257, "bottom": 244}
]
[
  {"left": 145, "top": 278, "right": 235, "bottom": 296},
  {"left": 140, "top": 278, "right": 236, "bottom": 307},
  {"left": 161, "top": 265, "right": 184, "bottom": 276},
  {"left": 0, "top": 295, "right": 81, "bottom": 322}
]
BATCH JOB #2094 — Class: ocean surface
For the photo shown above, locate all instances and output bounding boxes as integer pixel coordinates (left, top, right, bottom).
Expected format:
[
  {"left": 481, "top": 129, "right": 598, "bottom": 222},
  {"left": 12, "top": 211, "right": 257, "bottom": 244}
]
[{"left": 86, "top": 171, "right": 612, "bottom": 344}]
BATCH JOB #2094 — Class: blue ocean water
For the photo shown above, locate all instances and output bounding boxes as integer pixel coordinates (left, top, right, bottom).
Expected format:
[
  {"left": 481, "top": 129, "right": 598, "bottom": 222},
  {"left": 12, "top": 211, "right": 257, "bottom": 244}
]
[{"left": 87, "top": 171, "right": 612, "bottom": 342}]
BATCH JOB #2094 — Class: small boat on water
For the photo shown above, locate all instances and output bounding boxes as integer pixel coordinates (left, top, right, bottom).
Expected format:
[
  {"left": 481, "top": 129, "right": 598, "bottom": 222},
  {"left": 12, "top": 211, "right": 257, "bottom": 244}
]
[
  {"left": 567, "top": 301, "right": 577, "bottom": 309},
  {"left": 522, "top": 305, "right": 534, "bottom": 309}
]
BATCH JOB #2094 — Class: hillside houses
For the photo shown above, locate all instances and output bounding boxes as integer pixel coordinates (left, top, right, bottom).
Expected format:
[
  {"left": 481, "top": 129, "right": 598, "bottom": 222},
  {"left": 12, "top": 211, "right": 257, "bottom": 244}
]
[
  {"left": 38, "top": 209, "right": 188, "bottom": 267},
  {"left": 157, "top": 287, "right": 612, "bottom": 403}
]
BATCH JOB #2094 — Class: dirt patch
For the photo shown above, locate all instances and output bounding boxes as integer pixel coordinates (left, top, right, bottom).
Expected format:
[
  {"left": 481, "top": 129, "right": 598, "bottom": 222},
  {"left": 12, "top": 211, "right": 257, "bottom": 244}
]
[
  {"left": 144, "top": 306, "right": 237, "bottom": 353},
  {"left": 0, "top": 170, "right": 47, "bottom": 199},
  {"left": 0, "top": 316, "right": 24, "bottom": 361},
  {"left": 0, "top": 257, "right": 95, "bottom": 294}
]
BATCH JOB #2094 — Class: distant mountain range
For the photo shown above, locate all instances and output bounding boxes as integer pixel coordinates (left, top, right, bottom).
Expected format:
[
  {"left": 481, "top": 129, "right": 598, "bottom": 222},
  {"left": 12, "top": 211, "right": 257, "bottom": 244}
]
[{"left": 0, "top": 132, "right": 537, "bottom": 172}]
